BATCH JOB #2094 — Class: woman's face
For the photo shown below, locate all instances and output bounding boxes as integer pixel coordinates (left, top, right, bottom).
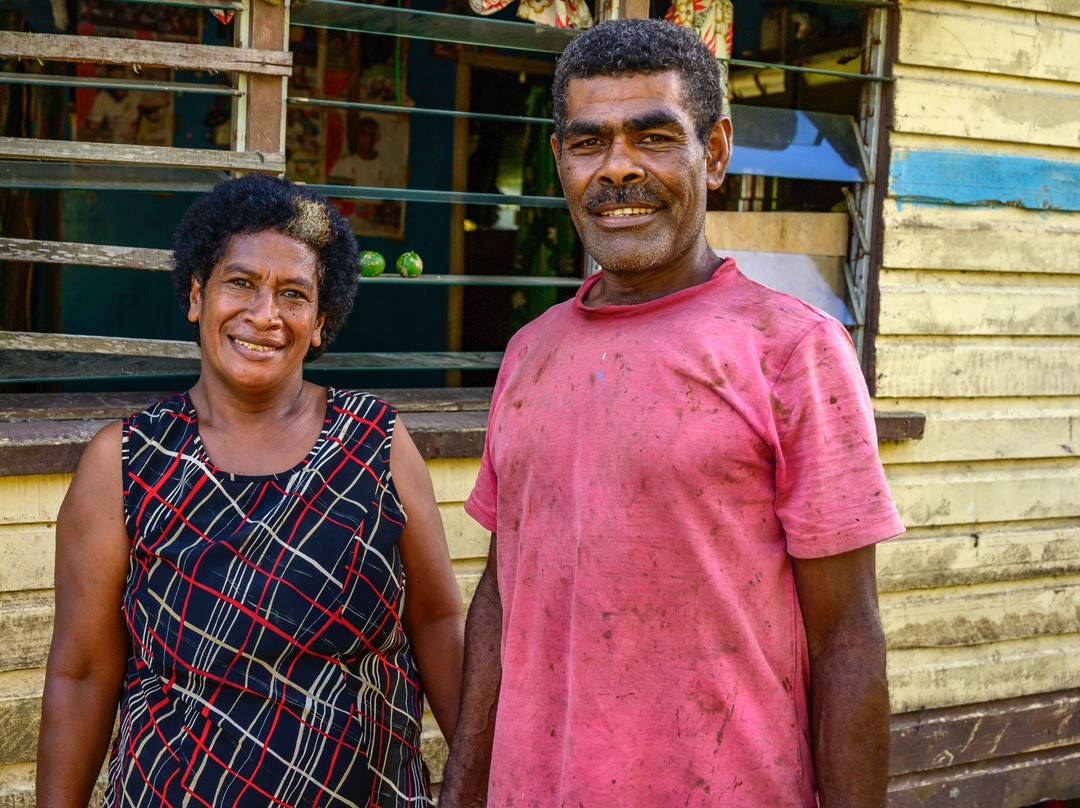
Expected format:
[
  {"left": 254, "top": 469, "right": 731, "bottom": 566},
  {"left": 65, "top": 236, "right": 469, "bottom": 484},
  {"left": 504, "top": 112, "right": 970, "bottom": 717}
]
[{"left": 187, "top": 230, "right": 325, "bottom": 394}]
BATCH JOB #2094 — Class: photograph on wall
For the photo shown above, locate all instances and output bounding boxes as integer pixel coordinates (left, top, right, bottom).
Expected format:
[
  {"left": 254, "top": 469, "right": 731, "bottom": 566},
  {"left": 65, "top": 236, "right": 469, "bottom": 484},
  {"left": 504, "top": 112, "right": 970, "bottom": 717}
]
[
  {"left": 285, "top": 27, "right": 326, "bottom": 184},
  {"left": 325, "top": 109, "right": 410, "bottom": 239},
  {"left": 72, "top": 0, "right": 201, "bottom": 146},
  {"left": 321, "top": 30, "right": 412, "bottom": 239}
]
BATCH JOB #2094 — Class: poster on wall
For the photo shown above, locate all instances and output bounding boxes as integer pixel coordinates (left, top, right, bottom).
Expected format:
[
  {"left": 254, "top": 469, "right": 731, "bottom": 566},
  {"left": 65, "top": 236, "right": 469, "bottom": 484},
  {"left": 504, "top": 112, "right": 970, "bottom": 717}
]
[
  {"left": 287, "top": 28, "right": 412, "bottom": 240},
  {"left": 73, "top": 0, "right": 202, "bottom": 146}
]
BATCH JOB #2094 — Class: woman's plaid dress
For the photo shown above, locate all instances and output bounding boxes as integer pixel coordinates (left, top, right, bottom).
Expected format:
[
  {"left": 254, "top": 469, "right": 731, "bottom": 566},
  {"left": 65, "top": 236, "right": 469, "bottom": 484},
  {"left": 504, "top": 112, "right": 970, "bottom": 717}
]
[{"left": 106, "top": 389, "right": 431, "bottom": 807}]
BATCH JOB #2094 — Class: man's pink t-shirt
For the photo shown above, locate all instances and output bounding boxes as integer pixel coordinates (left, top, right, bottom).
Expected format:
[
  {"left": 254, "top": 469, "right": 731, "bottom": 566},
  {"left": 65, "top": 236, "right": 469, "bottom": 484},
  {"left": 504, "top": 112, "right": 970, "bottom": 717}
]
[{"left": 465, "top": 261, "right": 904, "bottom": 807}]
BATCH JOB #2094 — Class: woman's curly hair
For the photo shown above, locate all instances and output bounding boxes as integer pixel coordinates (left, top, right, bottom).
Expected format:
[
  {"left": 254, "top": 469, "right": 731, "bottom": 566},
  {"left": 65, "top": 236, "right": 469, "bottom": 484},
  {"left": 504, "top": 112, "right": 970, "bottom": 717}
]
[{"left": 172, "top": 174, "right": 359, "bottom": 361}]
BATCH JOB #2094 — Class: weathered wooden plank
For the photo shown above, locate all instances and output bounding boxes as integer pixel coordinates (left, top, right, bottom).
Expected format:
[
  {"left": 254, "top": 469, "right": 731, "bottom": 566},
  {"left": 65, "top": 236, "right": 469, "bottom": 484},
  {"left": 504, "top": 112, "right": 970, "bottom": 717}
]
[
  {"left": 0, "top": 31, "right": 291, "bottom": 76},
  {"left": 878, "top": 270, "right": 1080, "bottom": 336},
  {"left": 439, "top": 504, "right": 490, "bottom": 562},
  {"left": 0, "top": 763, "right": 37, "bottom": 808},
  {"left": 0, "top": 137, "right": 284, "bottom": 174},
  {"left": 0, "top": 420, "right": 111, "bottom": 477},
  {"left": 890, "top": 689, "right": 1080, "bottom": 777},
  {"left": 239, "top": 0, "right": 288, "bottom": 156},
  {"left": 0, "top": 670, "right": 45, "bottom": 766},
  {"left": 881, "top": 199, "right": 1080, "bottom": 274},
  {"left": 0, "top": 389, "right": 493, "bottom": 421},
  {"left": 877, "top": 521, "right": 1080, "bottom": 592},
  {"left": 892, "top": 65, "right": 1080, "bottom": 150},
  {"left": 886, "top": 458, "right": 1080, "bottom": 528},
  {"left": 405, "top": 411, "right": 487, "bottom": 460},
  {"left": 898, "top": 1, "right": 1080, "bottom": 83},
  {"left": 876, "top": 396, "right": 1080, "bottom": 464},
  {"left": 880, "top": 575, "right": 1080, "bottom": 649},
  {"left": 455, "top": 570, "right": 482, "bottom": 611},
  {"left": 963, "top": 0, "right": 1080, "bottom": 16},
  {"left": 875, "top": 336, "right": 1080, "bottom": 398},
  {"left": 888, "top": 634, "right": 1080, "bottom": 713},
  {"left": 704, "top": 212, "right": 850, "bottom": 256},
  {"left": 426, "top": 458, "right": 482, "bottom": 505},
  {"left": 0, "top": 237, "right": 171, "bottom": 270},
  {"left": 0, "top": 475, "right": 68, "bottom": 526},
  {"left": 887, "top": 744, "right": 1080, "bottom": 808},
  {"left": 0, "top": 332, "right": 197, "bottom": 359},
  {"left": 0, "top": 525, "right": 53, "bottom": 594},
  {"left": 890, "top": 147, "right": 1080, "bottom": 212},
  {"left": 0, "top": 594, "right": 53, "bottom": 671}
]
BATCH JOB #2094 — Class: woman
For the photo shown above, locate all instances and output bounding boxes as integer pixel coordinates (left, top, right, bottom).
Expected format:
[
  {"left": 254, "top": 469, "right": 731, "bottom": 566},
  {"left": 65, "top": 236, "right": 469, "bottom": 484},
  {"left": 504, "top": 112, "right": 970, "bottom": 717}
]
[{"left": 36, "top": 175, "right": 464, "bottom": 807}]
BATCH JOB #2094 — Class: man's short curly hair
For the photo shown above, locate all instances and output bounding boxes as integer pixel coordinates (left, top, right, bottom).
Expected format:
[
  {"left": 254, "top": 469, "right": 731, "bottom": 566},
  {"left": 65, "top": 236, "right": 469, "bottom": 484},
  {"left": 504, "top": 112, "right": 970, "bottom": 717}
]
[
  {"left": 172, "top": 174, "right": 359, "bottom": 362},
  {"left": 551, "top": 18, "right": 728, "bottom": 150}
]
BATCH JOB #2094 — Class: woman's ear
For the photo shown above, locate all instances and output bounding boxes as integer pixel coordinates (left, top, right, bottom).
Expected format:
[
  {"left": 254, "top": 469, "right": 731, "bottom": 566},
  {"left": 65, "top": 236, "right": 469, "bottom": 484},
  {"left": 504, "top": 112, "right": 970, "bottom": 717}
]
[{"left": 187, "top": 278, "right": 203, "bottom": 324}]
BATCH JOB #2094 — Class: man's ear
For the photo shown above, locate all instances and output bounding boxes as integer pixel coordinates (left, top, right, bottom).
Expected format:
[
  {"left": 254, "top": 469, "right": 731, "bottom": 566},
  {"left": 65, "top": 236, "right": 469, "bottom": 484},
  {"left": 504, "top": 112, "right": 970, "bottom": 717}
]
[
  {"left": 705, "top": 117, "right": 733, "bottom": 191},
  {"left": 187, "top": 278, "right": 202, "bottom": 324},
  {"left": 549, "top": 134, "right": 562, "bottom": 170}
]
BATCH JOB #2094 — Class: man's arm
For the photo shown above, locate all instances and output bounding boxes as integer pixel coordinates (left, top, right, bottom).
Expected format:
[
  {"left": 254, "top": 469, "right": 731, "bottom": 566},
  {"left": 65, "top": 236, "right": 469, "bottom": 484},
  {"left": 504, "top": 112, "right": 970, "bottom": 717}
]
[
  {"left": 792, "top": 544, "right": 890, "bottom": 808},
  {"left": 438, "top": 533, "right": 502, "bottom": 808}
]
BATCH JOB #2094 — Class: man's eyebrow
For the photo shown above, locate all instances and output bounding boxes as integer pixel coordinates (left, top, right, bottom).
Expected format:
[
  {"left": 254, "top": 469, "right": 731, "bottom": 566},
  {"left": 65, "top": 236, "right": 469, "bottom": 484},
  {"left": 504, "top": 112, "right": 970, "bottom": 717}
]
[{"left": 564, "top": 110, "right": 685, "bottom": 139}]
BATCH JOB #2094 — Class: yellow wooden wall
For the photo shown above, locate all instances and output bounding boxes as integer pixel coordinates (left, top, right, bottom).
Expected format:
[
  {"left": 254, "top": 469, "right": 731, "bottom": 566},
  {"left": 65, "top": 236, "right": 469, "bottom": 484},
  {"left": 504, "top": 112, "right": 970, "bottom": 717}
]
[
  {"left": 874, "top": 0, "right": 1080, "bottom": 718},
  {"left": 0, "top": 459, "right": 483, "bottom": 804}
]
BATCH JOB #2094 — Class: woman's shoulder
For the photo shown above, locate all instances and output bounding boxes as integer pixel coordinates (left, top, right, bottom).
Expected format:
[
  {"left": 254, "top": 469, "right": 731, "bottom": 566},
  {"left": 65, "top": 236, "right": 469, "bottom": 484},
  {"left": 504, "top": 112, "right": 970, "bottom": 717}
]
[
  {"left": 328, "top": 387, "right": 398, "bottom": 418},
  {"left": 125, "top": 391, "right": 190, "bottom": 426}
]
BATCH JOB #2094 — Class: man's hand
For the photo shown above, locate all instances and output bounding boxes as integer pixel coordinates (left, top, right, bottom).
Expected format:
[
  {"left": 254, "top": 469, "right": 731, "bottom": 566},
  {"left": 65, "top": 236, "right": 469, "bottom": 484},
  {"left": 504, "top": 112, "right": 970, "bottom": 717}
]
[{"left": 439, "top": 533, "right": 503, "bottom": 808}]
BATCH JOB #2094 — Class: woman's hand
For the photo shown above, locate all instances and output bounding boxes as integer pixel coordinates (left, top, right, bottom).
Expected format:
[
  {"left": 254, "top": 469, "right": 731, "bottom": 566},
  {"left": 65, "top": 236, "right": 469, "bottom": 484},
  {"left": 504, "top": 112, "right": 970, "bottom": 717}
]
[
  {"left": 36, "top": 422, "right": 131, "bottom": 808},
  {"left": 390, "top": 418, "right": 465, "bottom": 743}
]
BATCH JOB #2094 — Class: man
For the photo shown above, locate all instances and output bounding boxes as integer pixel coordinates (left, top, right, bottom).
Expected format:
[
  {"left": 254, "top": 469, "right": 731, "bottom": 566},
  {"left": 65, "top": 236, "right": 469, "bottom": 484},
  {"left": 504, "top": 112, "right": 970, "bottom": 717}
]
[
  {"left": 440, "top": 17, "right": 903, "bottom": 808},
  {"left": 329, "top": 116, "right": 394, "bottom": 188}
]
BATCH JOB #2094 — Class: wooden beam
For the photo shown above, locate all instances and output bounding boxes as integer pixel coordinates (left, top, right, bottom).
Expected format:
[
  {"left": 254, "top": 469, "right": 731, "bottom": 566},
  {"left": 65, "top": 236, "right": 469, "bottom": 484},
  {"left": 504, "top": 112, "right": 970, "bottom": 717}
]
[
  {"left": 705, "top": 212, "right": 850, "bottom": 256},
  {"left": 0, "top": 331, "right": 197, "bottom": 358},
  {"left": 877, "top": 521, "right": 1080, "bottom": 593},
  {"left": 890, "top": 688, "right": 1080, "bottom": 777},
  {"left": 0, "top": 137, "right": 284, "bottom": 173},
  {"left": 0, "top": 31, "right": 291, "bottom": 76},
  {"left": 875, "top": 336, "right": 1080, "bottom": 398},
  {"left": 0, "top": 238, "right": 170, "bottom": 270},
  {"left": 238, "top": 0, "right": 288, "bottom": 157},
  {"left": 898, "top": 1, "right": 1077, "bottom": 83},
  {"left": 888, "top": 634, "right": 1080, "bottom": 714}
]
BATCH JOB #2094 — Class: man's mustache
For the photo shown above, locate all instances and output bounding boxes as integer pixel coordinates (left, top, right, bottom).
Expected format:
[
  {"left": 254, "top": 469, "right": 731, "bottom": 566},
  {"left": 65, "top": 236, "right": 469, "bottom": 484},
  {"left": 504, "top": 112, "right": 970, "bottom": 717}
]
[{"left": 584, "top": 184, "right": 665, "bottom": 211}]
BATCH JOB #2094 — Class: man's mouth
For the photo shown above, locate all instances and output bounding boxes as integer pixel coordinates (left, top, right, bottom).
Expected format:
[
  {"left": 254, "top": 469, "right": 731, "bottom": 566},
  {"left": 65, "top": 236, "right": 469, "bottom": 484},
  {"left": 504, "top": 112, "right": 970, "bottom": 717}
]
[
  {"left": 598, "top": 207, "right": 655, "bottom": 217},
  {"left": 231, "top": 337, "right": 277, "bottom": 353}
]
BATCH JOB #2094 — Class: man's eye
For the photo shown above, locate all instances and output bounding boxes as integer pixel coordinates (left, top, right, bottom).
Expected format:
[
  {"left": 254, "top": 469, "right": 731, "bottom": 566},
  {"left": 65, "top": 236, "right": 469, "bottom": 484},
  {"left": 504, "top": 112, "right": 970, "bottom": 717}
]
[
  {"left": 569, "top": 137, "right": 601, "bottom": 150},
  {"left": 228, "top": 277, "right": 252, "bottom": 288}
]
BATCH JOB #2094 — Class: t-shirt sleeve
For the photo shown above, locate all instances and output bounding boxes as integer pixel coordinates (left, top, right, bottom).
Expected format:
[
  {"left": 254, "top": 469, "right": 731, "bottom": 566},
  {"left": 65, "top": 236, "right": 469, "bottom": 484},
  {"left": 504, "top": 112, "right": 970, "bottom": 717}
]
[
  {"left": 464, "top": 422, "right": 499, "bottom": 534},
  {"left": 464, "top": 365, "right": 512, "bottom": 535},
  {"left": 772, "top": 318, "right": 905, "bottom": 558}
]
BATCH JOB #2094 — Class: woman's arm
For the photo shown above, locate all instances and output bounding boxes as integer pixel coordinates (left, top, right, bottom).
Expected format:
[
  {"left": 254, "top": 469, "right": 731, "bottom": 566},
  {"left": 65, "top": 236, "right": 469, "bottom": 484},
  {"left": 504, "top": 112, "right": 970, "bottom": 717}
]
[
  {"left": 36, "top": 421, "right": 131, "bottom": 808},
  {"left": 391, "top": 418, "right": 465, "bottom": 742}
]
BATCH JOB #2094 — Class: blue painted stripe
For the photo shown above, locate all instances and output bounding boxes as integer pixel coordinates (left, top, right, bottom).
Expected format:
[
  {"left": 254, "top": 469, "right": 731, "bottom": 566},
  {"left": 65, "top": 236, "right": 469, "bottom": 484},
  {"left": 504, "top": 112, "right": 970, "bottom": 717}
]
[{"left": 890, "top": 148, "right": 1080, "bottom": 212}]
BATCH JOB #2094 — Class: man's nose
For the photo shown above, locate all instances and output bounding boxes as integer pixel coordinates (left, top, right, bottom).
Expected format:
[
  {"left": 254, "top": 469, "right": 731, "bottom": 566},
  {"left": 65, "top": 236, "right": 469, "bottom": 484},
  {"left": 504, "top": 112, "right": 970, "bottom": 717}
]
[{"left": 598, "top": 139, "right": 645, "bottom": 186}]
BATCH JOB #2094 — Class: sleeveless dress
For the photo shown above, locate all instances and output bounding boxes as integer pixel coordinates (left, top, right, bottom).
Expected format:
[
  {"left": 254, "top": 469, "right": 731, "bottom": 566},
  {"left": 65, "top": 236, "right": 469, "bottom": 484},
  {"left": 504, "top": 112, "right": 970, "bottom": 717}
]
[{"left": 106, "top": 388, "right": 432, "bottom": 807}]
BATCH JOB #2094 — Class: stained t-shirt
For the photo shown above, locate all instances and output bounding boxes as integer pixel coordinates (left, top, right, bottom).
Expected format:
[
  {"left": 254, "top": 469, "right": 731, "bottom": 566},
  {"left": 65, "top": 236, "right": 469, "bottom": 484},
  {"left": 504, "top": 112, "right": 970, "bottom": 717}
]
[{"left": 465, "top": 260, "right": 905, "bottom": 807}]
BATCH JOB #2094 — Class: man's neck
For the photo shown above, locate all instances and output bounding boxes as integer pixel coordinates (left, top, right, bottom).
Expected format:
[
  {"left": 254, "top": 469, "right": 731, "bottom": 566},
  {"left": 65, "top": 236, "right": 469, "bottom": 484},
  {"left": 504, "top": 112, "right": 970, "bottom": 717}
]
[{"left": 582, "top": 240, "right": 723, "bottom": 308}]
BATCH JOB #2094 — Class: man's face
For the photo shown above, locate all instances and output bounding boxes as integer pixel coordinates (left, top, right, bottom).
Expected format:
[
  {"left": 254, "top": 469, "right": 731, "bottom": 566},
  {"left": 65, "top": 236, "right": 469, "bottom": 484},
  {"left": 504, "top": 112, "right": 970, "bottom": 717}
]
[
  {"left": 551, "top": 71, "right": 730, "bottom": 278},
  {"left": 355, "top": 123, "right": 378, "bottom": 159}
]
